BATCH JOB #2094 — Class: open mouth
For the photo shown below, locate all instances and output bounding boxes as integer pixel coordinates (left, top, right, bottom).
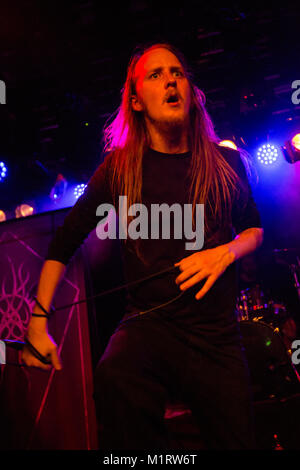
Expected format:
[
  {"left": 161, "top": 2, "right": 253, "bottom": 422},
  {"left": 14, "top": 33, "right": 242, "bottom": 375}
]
[{"left": 166, "top": 94, "right": 180, "bottom": 104}]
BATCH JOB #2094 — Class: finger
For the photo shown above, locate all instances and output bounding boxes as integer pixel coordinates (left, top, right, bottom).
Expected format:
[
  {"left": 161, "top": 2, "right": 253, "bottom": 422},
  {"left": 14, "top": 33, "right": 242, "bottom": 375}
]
[
  {"left": 22, "top": 347, "right": 51, "bottom": 370},
  {"left": 174, "top": 253, "right": 197, "bottom": 268},
  {"left": 175, "top": 266, "right": 200, "bottom": 285},
  {"left": 21, "top": 349, "right": 35, "bottom": 366},
  {"left": 180, "top": 271, "right": 207, "bottom": 291},
  {"left": 175, "top": 260, "right": 198, "bottom": 273},
  {"left": 32, "top": 359, "right": 51, "bottom": 371},
  {"left": 50, "top": 348, "right": 62, "bottom": 370},
  {"left": 25, "top": 356, "right": 51, "bottom": 370},
  {"left": 195, "top": 275, "right": 217, "bottom": 300}
]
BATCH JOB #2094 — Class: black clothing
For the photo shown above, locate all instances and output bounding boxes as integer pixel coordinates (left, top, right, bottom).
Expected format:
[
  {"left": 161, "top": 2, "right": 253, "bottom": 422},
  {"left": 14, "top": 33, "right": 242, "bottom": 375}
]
[
  {"left": 46, "top": 145, "right": 262, "bottom": 343},
  {"left": 93, "top": 315, "right": 256, "bottom": 450},
  {"left": 46, "top": 144, "right": 262, "bottom": 450}
]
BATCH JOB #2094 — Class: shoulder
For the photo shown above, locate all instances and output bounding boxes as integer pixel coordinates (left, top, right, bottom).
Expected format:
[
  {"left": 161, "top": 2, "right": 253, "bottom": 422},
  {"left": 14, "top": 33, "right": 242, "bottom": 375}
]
[
  {"left": 99, "top": 150, "right": 116, "bottom": 170},
  {"left": 213, "top": 142, "right": 241, "bottom": 169},
  {"left": 213, "top": 142, "right": 252, "bottom": 181},
  {"left": 84, "top": 152, "right": 116, "bottom": 195},
  {"left": 91, "top": 151, "right": 115, "bottom": 178}
]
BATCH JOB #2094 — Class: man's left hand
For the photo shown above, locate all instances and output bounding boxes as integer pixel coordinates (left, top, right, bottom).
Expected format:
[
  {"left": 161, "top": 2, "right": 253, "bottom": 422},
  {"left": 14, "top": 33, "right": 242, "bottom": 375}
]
[{"left": 174, "top": 245, "right": 235, "bottom": 300}]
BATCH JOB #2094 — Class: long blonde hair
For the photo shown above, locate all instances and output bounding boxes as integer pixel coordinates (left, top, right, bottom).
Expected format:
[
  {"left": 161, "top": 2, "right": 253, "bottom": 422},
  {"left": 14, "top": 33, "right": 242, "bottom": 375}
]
[{"left": 103, "top": 43, "right": 242, "bottom": 256}]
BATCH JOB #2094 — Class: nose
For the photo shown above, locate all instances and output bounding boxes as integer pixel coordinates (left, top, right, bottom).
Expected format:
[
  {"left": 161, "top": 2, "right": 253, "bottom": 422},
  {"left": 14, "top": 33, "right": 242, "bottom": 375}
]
[{"left": 165, "top": 73, "right": 177, "bottom": 89}]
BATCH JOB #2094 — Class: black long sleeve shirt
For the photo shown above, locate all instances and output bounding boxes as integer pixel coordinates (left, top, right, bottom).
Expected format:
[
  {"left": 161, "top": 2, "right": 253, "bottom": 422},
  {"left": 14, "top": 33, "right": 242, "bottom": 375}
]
[{"left": 46, "top": 145, "right": 262, "bottom": 344}]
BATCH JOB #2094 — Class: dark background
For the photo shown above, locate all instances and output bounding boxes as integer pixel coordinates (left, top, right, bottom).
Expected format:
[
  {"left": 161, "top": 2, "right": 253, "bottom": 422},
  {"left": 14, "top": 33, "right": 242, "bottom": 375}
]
[{"left": 0, "top": 0, "right": 300, "bottom": 316}]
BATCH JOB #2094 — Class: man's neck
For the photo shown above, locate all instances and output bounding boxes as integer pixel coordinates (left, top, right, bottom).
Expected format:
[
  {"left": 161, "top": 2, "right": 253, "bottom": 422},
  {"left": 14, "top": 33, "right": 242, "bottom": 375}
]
[{"left": 146, "top": 121, "right": 190, "bottom": 154}]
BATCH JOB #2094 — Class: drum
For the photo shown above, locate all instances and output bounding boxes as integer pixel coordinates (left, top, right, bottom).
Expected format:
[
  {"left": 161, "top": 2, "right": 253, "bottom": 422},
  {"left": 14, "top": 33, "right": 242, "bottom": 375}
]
[
  {"left": 236, "top": 285, "right": 289, "bottom": 326},
  {"left": 266, "top": 301, "right": 289, "bottom": 327},
  {"left": 239, "top": 320, "right": 300, "bottom": 401},
  {"left": 236, "top": 285, "right": 269, "bottom": 321},
  {"left": 236, "top": 290, "right": 251, "bottom": 321}
]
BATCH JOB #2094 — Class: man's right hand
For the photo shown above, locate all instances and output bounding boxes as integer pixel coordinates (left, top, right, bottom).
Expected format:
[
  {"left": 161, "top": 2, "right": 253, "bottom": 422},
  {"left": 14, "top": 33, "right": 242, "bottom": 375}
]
[
  {"left": 21, "top": 329, "right": 62, "bottom": 371},
  {"left": 20, "top": 259, "right": 66, "bottom": 370}
]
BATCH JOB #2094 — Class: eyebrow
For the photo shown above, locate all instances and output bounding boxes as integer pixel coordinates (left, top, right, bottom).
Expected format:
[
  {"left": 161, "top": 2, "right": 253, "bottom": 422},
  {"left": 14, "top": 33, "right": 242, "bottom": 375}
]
[{"left": 147, "top": 66, "right": 184, "bottom": 75}]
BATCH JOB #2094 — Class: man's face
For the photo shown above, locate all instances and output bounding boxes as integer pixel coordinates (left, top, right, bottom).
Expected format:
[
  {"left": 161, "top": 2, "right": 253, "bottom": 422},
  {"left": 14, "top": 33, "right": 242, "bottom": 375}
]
[{"left": 132, "top": 48, "right": 192, "bottom": 131}]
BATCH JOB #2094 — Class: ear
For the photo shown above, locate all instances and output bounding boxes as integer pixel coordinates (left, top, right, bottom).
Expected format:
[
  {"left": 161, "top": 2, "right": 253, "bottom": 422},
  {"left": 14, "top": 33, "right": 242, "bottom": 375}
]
[{"left": 131, "top": 94, "right": 143, "bottom": 112}]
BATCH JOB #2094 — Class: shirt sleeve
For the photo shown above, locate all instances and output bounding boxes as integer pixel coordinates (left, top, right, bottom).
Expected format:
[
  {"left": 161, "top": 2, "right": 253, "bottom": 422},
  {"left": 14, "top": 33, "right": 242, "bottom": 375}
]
[
  {"left": 231, "top": 152, "right": 262, "bottom": 235},
  {"left": 45, "top": 152, "right": 115, "bottom": 265}
]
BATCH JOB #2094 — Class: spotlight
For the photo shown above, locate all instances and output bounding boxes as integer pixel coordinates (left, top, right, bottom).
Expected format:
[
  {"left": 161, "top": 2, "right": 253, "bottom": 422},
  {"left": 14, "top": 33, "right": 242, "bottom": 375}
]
[
  {"left": 0, "top": 210, "right": 6, "bottom": 222},
  {"left": 219, "top": 140, "right": 238, "bottom": 150},
  {"left": 291, "top": 133, "right": 300, "bottom": 151},
  {"left": 256, "top": 144, "right": 279, "bottom": 165},
  {"left": 0, "top": 161, "right": 7, "bottom": 182},
  {"left": 281, "top": 134, "right": 300, "bottom": 164},
  {"left": 15, "top": 204, "right": 35, "bottom": 218},
  {"left": 74, "top": 184, "right": 87, "bottom": 199},
  {"left": 50, "top": 174, "right": 68, "bottom": 202}
]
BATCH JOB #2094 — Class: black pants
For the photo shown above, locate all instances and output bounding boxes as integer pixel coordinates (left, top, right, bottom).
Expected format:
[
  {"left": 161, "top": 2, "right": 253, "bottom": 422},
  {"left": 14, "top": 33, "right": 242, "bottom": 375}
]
[{"left": 93, "top": 315, "right": 256, "bottom": 450}]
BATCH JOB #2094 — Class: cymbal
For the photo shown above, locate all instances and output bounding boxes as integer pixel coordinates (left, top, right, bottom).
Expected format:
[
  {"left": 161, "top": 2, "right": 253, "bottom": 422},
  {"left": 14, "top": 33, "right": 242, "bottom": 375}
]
[
  {"left": 272, "top": 248, "right": 300, "bottom": 254},
  {"left": 252, "top": 248, "right": 299, "bottom": 268},
  {"left": 260, "top": 248, "right": 300, "bottom": 262},
  {"left": 272, "top": 249, "right": 300, "bottom": 268},
  {"left": 261, "top": 248, "right": 300, "bottom": 257}
]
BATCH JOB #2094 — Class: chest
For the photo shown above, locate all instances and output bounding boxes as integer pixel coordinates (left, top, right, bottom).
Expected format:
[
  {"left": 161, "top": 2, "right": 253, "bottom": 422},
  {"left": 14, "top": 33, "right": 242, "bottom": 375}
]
[{"left": 142, "top": 158, "right": 191, "bottom": 205}]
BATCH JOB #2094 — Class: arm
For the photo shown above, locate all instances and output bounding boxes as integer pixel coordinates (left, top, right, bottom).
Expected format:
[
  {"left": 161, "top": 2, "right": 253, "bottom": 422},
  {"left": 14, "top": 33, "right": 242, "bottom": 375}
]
[
  {"left": 225, "top": 227, "right": 264, "bottom": 262},
  {"left": 175, "top": 227, "right": 264, "bottom": 301},
  {"left": 174, "top": 149, "right": 264, "bottom": 300},
  {"left": 22, "top": 260, "right": 66, "bottom": 370},
  {"left": 29, "top": 260, "right": 66, "bottom": 332},
  {"left": 22, "top": 153, "right": 114, "bottom": 370}
]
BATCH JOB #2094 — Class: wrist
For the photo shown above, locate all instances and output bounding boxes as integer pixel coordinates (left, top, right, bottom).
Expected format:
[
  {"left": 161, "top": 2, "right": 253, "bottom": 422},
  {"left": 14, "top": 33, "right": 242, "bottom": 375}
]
[
  {"left": 28, "top": 316, "right": 48, "bottom": 335},
  {"left": 217, "top": 244, "right": 236, "bottom": 266}
]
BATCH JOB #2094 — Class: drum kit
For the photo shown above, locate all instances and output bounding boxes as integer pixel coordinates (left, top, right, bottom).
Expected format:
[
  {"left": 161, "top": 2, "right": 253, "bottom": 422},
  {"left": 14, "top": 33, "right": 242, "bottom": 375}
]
[{"left": 236, "top": 248, "right": 300, "bottom": 401}]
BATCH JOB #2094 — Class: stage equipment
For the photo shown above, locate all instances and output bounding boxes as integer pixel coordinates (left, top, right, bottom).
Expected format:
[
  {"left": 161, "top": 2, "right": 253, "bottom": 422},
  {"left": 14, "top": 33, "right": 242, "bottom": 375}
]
[
  {"left": 273, "top": 248, "right": 300, "bottom": 302},
  {"left": 239, "top": 320, "right": 300, "bottom": 401},
  {"left": 281, "top": 135, "right": 300, "bottom": 164},
  {"left": 256, "top": 144, "right": 279, "bottom": 165},
  {"left": 237, "top": 247, "right": 300, "bottom": 401},
  {"left": 50, "top": 173, "right": 67, "bottom": 202},
  {"left": 218, "top": 140, "right": 238, "bottom": 150},
  {"left": 15, "top": 204, "right": 34, "bottom": 218},
  {"left": 0, "top": 161, "right": 7, "bottom": 182},
  {"left": 74, "top": 183, "right": 87, "bottom": 199}
]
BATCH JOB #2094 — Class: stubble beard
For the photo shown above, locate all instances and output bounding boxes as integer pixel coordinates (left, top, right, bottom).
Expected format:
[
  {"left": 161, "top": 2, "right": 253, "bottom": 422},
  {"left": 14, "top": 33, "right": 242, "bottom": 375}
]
[{"left": 147, "top": 111, "right": 189, "bottom": 139}]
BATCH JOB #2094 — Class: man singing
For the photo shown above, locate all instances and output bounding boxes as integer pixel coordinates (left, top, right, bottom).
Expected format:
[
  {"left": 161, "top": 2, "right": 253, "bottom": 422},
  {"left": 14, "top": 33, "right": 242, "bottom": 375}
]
[{"left": 22, "top": 43, "right": 263, "bottom": 450}]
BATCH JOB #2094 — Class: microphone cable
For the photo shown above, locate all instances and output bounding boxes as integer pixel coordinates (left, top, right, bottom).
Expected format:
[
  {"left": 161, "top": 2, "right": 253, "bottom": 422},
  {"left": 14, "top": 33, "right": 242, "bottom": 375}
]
[
  {"left": 2, "top": 262, "right": 185, "bottom": 366},
  {"left": 53, "top": 262, "right": 184, "bottom": 323}
]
